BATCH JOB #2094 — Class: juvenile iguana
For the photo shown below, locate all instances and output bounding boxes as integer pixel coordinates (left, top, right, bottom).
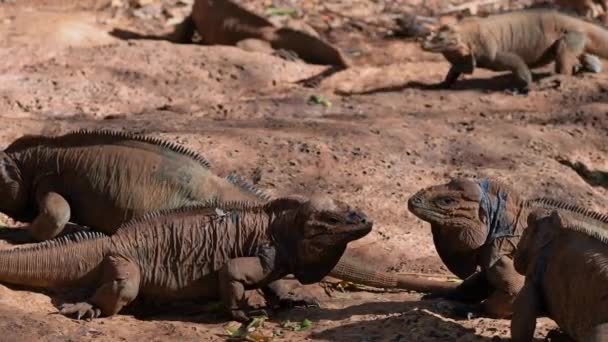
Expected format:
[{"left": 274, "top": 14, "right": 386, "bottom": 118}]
[
  {"left": 511, "top": 208, "right": 608, "bottom": 342},
  {"left": 421, "top": 9, "right": 608, "bottom": 91},
  {"left": 407, "top": 177, "right": 606, "bottom": 318},
  {"left": 0, "top": 196, "right": 371, "bottom": 322},
  {"left": 0, "top": 129, "right": 267, "bottom": 241}
]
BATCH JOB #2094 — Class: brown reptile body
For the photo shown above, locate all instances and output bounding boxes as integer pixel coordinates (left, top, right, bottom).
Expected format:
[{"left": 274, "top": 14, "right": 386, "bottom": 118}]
[
  {"left": 170, "top": 0, "right": 349, "bottom": 68},
  {"left": 408, "top": 177, "right": 606, "bottom": 318},
  {"left": 0, "top": 197, "right": 371, "bottom": 322},
  {"left": 0, "top": 129, "right": 266, "bottom": 241},
  {"left": 422, "top": 9, "right": 608, "bottom": 90},
  {"left": 511, "top": 208, "right": 608, "bottom": 341}
]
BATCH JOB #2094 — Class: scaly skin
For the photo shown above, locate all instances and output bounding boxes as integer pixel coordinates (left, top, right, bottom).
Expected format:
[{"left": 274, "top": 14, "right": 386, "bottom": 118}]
[
  {"left": 421, "top": 9, "right": 608, "bottom": 91},
  {"left": 170, "top": 0, "right": 350, "bottom": 68},
  {"left": 407, "top": 177, "right": 606, "bottom": 318},
  {"left": 0, "top": 196, "right": 372, "bottom": 322},
  {"left": 511, "top": 209, "right": 608, "bottom": 342},
  {"left": 0, "top": 129, "right": 267, "bottom": 241}
]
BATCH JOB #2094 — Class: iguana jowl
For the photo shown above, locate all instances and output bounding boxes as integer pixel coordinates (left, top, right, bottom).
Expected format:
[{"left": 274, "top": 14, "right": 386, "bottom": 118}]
[
  {"left": 511, "top": 208, "right": 608, "bottom": 342},
  {"left": 0, "top": 196, "right": 371, "bottom": 322},
  {"left": 407, "top": 177, "right": 607, "bottom": 318},
  {"left": 421, "top": 9, "right": 608, "bottom": 91},
  {"left": 0, "top": 129, "right": 266, "bottom": 241}
]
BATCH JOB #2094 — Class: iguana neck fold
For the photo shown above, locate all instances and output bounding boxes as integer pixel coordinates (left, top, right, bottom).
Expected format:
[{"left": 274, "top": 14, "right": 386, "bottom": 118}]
[{"left": 478, "top": 178, "right": 517, "bottom": 244}]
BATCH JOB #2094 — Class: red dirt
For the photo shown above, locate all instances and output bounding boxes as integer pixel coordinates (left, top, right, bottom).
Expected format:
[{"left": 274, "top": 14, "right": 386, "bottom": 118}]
[{"left": 0, "top": 1, "right": 606, "bottom": 341}]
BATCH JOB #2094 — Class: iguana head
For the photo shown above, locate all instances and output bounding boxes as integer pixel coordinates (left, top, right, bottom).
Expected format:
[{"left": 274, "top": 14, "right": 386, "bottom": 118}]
[
  {"left": 0, "top": 152, "right": 27, "bottom": 218},
  {"left": 273, "top": 195, "right": 372, "bottom": 284},
  {"left": 408, "top": 178, "right": 521, "bottom": 252},
  {"left": 513, "top": 210, "right": 561, "bottom": 275},
  {"left": 421, "top": 24, "right": 468, "bottom": 54}
]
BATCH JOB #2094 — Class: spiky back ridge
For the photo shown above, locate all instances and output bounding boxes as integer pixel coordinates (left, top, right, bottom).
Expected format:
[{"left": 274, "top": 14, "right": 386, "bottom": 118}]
[
  {"left": 525, "top": 198, "right": 608, "bottom": 244},
  {"left": 5, "top": 129, "right": 211, "bottom": 169},
  {"left": 116, "top": 199, "right": 273, "bottom": 231},
  {"left": 225, "top": 172, "right": 272, "bottom": 202},
  {"left": 6, "top": 231, "right": 107, "bottom": 253}
]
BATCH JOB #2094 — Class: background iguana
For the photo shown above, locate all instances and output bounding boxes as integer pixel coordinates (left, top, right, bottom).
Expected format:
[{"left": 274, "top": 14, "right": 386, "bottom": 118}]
[
  {"left": 511, "top": 208, "right": 608, "bottom": 342},
  {"left": 407, "top": 177, "right": 606, "bottom": 318},
  {"left": 0, "top": 129, "right": 267, "bottom": 241},
  {"left": 421, "top": 9, "right": 608, "bottom": 91},
  {"left": 0, "top": 196, "right": 371, "bottom": 322}
]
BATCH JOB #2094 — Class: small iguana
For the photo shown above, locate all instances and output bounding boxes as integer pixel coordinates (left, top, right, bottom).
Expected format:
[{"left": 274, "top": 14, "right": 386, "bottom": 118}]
[
  {"left": 421, "top": 9, "right": 608, "bottom": 91},
  {"left": 0, "top": 196, "right": 371, "bottom": 322},
  {"left": 511, "top": 208, "right": 608, "bottom": 342},
  {"left": 407, "top": 177, "right": 606, "bottom": 318},
  {"left": 0, "top": 129, "right": 267, "bottom": 241}
]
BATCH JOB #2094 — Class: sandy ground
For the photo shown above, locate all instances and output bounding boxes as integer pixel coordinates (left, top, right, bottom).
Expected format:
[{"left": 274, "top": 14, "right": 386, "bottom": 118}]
[{"left": 0, "top": 1, "right": 607, "bottom": 341}]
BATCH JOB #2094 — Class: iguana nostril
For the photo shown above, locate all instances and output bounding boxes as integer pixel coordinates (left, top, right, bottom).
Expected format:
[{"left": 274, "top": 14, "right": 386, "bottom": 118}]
[{"left": 347, "top": 211, "right": 367, "bottom": 223}]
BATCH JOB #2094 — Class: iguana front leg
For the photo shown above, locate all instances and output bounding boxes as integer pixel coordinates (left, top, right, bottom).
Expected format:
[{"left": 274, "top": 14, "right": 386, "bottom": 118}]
[
  {"left": 219, "top": 256, "right": 279, "bottom": 322},
  {"left": 491, "top": 52, "right": 532, "bottom": 92},
  {"left": 263, "top": 279, "right": 320, "bottom": 310},
  {"left": 439, "top": 65, "right": 463, "bottom": 88},
  {"left": 555, "top": 31, "right": 587, "bottom": 75},
  {"left": 29, "top": 191, "right": 70, "bottom": 241},
  {"left": 424, "top": 270, "right": 492, "bottom": 302},
  {"left": 510, "top": 283, "right": 542, "bottom": 342},
  {"left": 483, "top": 256, "right": 525, "bottom": 318},
  {"left": 60, "top": 255, "right": 141, "bottom": 320}
]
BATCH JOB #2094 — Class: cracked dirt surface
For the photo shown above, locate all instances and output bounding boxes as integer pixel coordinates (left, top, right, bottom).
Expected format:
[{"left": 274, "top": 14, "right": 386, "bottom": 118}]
[{"left": 0, "top": 1, "right": 606, "bottom": 341}]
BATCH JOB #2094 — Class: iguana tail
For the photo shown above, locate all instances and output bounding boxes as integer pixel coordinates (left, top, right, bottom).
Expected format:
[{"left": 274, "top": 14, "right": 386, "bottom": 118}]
[
  {"left": 0, "top": 232, "right": 108, "bottom": 288},
  {"left": 329, "top": 255, "right": 459, "bottom": 293}
]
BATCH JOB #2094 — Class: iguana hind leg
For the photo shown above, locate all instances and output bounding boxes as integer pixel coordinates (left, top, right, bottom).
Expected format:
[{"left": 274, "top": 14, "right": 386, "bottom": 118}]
[
  {"left": 555, "top": 31, "right": 587, "bottom": 75},
  {"left": 60, "top": 255, "right": 140, "bottom": 320},
  {"left": 511, "top": 283, "right": 542, "bottom": 342},
  {"left": 29, "top": 191, "right": 70, "bottom": 241}
]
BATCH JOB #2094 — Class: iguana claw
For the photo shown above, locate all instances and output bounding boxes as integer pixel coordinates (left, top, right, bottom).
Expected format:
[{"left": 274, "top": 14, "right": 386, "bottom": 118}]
[
  {"left": 278, "top": 295, "right": 320, "bottom": 309},
  {"left": 59, "top": 302, "right": 102, "bottom": 320}
]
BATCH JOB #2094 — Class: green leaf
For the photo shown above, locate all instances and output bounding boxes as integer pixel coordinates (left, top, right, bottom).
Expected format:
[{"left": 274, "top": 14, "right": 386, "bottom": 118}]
[
  {"left": 308, "top": 94, "right": 331, "bottom": 107},
  {"left": 265, "top": 6, "right": 298, "bottom": 17}
]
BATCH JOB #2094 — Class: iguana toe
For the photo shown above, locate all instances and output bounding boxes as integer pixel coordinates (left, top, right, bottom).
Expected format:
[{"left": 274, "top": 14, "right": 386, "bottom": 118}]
[
  {"left": 59, "top": 302, "right": 101, "bottom": 320},
  {"left": 278, "top": 295, "right": 320, "bottom": 309}
]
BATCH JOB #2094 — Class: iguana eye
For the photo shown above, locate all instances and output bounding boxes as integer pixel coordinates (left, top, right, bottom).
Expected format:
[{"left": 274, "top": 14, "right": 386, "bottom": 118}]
[{"left": 437, "top": 197, "right": 456, "bottom": 206}]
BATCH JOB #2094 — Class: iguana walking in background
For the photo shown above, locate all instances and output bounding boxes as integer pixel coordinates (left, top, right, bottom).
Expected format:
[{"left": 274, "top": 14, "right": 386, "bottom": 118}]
[
  {"left": 0, "top": 196, "right": 371, "bottom": 322},
  {"left": 511, "top": 208, "right": 608, "bottom": 342},
  {"left": 421, "top": 9, "right": 608, "bottom": 92},
  {"left": 0, "top": 129, "right": 267, "bottom": 241},
  {"left": 407, "top": 177, "right": 606, "bottom": 318}
]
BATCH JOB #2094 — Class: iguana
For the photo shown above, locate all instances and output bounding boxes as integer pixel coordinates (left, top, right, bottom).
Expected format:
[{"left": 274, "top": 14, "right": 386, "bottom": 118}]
[
  {"left": 0, "top": 129, "right": 457, "bottom": 298},
  {"left": 511, "top": 208, "right": 608, "bottom": 342},
  {"left": 110, "top": 0, "right": 349, "bottom": 70},
  {"left": 0, "top": 196, "right": 371, "bottom": 322},
  {"left": 407, "top": 177, "right": 606, "bottom": 318},
  {"left": 421, "top": 9, "right": 608, "bottom": 91},
  {"left": 0, "top": 129, "right": 268, "bottom": 241}
]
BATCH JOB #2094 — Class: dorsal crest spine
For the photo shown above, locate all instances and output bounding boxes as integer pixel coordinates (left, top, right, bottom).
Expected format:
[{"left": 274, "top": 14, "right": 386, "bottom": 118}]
[{"left": 5, "top": 129, "right": 211, "bottom": 169}]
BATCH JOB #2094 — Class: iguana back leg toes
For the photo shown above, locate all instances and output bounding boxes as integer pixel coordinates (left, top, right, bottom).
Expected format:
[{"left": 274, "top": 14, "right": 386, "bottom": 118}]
[
  {"left": 59, "top": 302, "right": 102, "bottom": 320},
  {"left": 87, "top": 255, "right": 141, "bottom": 317},
  {"left": 29, "top": 191, "right": 70, "bottom": 241},
  {"left": 580, "top": 53, "right": 603, "bottom": 73}
]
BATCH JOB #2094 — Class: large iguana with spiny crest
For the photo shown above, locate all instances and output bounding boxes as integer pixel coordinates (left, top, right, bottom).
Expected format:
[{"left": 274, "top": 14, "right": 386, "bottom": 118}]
[
  {"left": 0, "top": 129, "right": 458, "bottom": 298},
  {"left": 511, "top": 207, "right": 608, "bottom": 342},
  {"left": 421, "top": 9, "right": 608, "bottom": 92},
  {"left": 0, "top": 196, "right": 371, "bottom": 322},
  {"left": 0, "top": 129, "right": 267, "bottom": 241},
  {"left": 408, "top": 177, "right": 607, "bottom": 318}
]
